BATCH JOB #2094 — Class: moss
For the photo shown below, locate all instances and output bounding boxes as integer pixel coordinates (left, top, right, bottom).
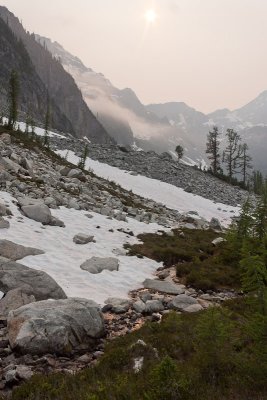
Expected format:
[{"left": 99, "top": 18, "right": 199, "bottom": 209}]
[{"left": 126, "top": 228, "right": 241, "bottom": 291}]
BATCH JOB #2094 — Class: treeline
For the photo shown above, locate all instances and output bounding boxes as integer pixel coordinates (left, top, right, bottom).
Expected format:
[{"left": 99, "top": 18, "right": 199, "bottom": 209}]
[{"left": 206, "top": 126, "right": 266, "bottom": 194}]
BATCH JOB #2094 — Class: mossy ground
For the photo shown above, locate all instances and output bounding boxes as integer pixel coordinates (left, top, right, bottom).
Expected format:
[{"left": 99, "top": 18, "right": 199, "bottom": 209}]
[{"left": 126, "top": 228, "right": 241, "bottom": 292}]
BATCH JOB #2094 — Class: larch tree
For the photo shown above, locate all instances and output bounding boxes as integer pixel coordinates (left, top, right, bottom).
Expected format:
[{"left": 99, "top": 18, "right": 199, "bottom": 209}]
[
  {"left": 206, "top": 126, "right": 221, "bottom": 175},
  {"left": 222, "top": 129, "right": 242, "bottom": 183}
]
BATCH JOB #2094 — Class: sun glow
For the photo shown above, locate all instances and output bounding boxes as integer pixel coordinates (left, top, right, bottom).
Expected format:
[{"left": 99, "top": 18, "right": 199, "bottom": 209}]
[{"left": 145, "top": 9, "right": 157, "bottom": 23}]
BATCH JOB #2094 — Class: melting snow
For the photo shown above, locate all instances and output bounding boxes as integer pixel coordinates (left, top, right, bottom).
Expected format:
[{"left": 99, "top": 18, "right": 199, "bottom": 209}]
[{"left": 0, "top": 192, "right": 164, "bottom": 305}]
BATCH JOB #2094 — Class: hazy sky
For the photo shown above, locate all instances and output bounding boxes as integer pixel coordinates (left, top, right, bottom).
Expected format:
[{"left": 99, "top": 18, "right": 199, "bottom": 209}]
[{"left": 1, "top": 0, "right": 267, "bottom": 113}]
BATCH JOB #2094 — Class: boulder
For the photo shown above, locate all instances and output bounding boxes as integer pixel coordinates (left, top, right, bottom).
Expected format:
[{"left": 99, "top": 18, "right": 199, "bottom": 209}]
[
  {"left": 67, "top": 169, "right": 85, "bottom": 181},
  {"left": 0, "top": 133, "right": 11, "bottom": 145},
  {"left": 0, "top": 240, "right": 44, "bottom": 261},
  {"left": 0, "top": 217, "right": 10, "bottom": 229},
  {"left": 0, "top": 289, "right": 35, "bottom": 317},
  {"left": 17, "top": 197, "right": 44, "bottom": 207},
  {"left": 21, "top": 204, "right": 52, "bottom": 224},
  {"left": 104, "top": 298, "right": 131, "bottom": 314},
  {"left": 8, "top": 298, "right": 105, "bottom": 355},
  {"left": 0, "top": 203, "right": 7, "bottom": 216},
  {"left": 73, "top": 234, "right": 94, "bottom": 245},
  {"left": 170, "top": 294, "right": 200, "bottom": 311},
  {"left": 0, "top": 260, "right": 67, "bottom": 300},
  {"left": 133, "top": 300, "right": 146, "bottom": 313},
  {"left": 81, "top": 257, "right": 119, "bottom": 274},
  {"left": 145, "top": 300, "right": 164, "bottom": 313},
  {"left": 209, "top": 218, "right": 223, "bottom": 231},
  {"left": 212, "top": 237, "right": 226, "bottom": 246},
  {"left": 143, "top": 279, "right": 185, "bottom": 295}
]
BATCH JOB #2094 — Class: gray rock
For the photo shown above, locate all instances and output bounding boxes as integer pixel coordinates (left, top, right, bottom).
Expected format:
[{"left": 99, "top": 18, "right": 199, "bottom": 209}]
[
  {"left": 170, "top": 294, "right": 199, "bottom": 311},
  {"left": 0, "top": 240, "right": 44, "bottom": 261},
  {"left": 67, "top": 169, "right": 85, "bottom": 180},
  {"left": 145, "top": 300, "right": 164, "bottom": 314},
  {"left": 210, "top": 218, "right": 223, "bottom": 231},
  {"left": 0, "top": 217, "right": 10, "bottom": 229},
  {"left": 8, "top": 298, "right": 105, "bottom": 356},
  {"left": 49, "top": 216, "right": 65, "bottom": 227},
  {"left": 0, "top": 133, "right": 11, "bottom": 145},
  {"left": 0, "top": 288, "right": 35, "bottom": 317},
  {"left": 73, "top": 234, "right": 94, "bottom": 245},
  {"left": 81, "top": 257, "right": 119, "bottom": 274},
  {"left": 0, "top": 203, "right": 7, "bottom": 216},
  {"left": 0, "top": 260, "right": 67, "bottom": 300},
  {"left": 4, "top": 369, "right": 17, "bottom": 384},
  {"left": 139, "top": 292, "right": 152, "bottom": 303},
  {"left": 183, "top": 304, "right": 203, "bottom": 313},
  {"left": 22, "top": 204, "right": 52, "bottom": 224},
  {"left": 16, "top": 365, "right": 33, "bottom": 381},
  {"left": 17, "top": 197, "right": 44, "bottom": 207},
  {"left": 104, "top": 297, "right": 130, "bottom": 314},
  {"left": 143, "top": 279, "right": 185, "bottom": 295},
  {"left": 133, "top": 300, "right": 146, "bottom": 313}
]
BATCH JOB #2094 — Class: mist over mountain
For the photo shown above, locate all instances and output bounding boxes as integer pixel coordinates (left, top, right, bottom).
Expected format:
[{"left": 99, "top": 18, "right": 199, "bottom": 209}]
[{"left": 0, "top": 6, "right": 112, "bottom": 144}]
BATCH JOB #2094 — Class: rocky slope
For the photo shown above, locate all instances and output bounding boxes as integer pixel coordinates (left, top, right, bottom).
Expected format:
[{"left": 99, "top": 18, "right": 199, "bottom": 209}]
[
  {"left": 0, "top": 7, "right": 112, "bottom": 145},
  {"left": 0, "top": 121, "right": 249, "bottom": 395}
]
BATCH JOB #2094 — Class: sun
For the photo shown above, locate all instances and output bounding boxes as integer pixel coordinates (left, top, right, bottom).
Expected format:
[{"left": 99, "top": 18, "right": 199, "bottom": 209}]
[{"left": 145, "top": 9, "right": 157, "bottom": 23}]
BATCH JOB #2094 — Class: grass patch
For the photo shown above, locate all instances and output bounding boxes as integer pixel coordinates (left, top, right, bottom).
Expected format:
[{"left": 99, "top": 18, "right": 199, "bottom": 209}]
[
  {"left": 12, "top": 299, "right": 267, "bottom": 400},
  {"left": 126, "top": 228, "right": 241, "bottom": 291}
]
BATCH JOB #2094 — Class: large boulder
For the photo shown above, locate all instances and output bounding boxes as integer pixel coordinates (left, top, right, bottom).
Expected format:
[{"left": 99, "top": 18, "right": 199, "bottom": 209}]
[
  {"left": 143, "top": 279, "right": 185, "bottom": 295},
  {"left": 0, "top": 240, "right": 44, "bottom": 261},
  {"left": 170, "top": 294, "right": 202, "bottom": 312},
  {"left": 0, "top": 288, "right": 35, "bottom": 317},
  {"left": 0, "top": 260, "right": 67, "bottom": 300},
  {"left": 21, "top": 204, "right": 52, "bottom": 224},
  {"left": 81, "top": 257, "right": 119, "bottom": 274},
  {"left": 8, "top": 298, "right": 105, "bottom": 355}
]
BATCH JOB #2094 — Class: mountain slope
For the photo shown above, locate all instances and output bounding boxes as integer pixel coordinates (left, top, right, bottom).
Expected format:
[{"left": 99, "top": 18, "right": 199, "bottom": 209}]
[
  {"left": 0, "top": 6, "right": 112, "bottom": 144},
  {"left": 0, "top": 17, "right": 74, "bottom": 133}
]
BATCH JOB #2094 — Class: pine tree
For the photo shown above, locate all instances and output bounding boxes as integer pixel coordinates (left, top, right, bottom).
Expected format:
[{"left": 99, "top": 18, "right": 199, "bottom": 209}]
[
  {"left": 175, "top": 145, "right": 184, "bottom": 163},
  {"left": 8, "top": 70, "right": 19, "bottom": 129},
  {"left": 78, "top": 145, "right": 89, "bottom": 170},
  {"left": 223, "top": 129, "right": 242, "bottom": 183},
  {"left": 25, "top": 113, "right": 31, "bottom": 135},
  {"left": 238, "top": 143, "right": 253, "bottom": 186},
  {"left": 206, "top": 126, "right": 221, "bottom": 175},
  {"left": 44, "top": 97, "right": 50, "bottom": 148}
]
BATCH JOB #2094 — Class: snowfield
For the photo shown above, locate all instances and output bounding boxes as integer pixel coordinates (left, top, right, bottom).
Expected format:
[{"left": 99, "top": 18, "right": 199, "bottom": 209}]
[
  {"left": 0, "top": 192, "right": 164, "bottom": 305},
  {"left": 57, "top": 150, "right": 240, "bottom": 226}
]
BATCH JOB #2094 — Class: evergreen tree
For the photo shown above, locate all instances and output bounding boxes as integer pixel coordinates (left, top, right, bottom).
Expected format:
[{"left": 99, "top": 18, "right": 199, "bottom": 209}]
[
  {"left": 238, "top": 143, "right": 253, "bottom": 186},
  {"left": 8, "top": 70, "right": 19, "bottom": 129},
  {"left": 44, "top": 97, "right": 50, "bottom": 148},
  {"left": 25, "top": 113, "right": 31, "bottom": 135},
  {"left": 175, "top": 145, "right": 184, "bottom": 163},
  {"left": 78, "top": 145, "right": 89, "bottom": 170},
  {"left": 206, "top": 126, "right": 221, "bottom": 175},
  {"left": 223, "top": 129, "right": 242, "bottom": 183}
]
